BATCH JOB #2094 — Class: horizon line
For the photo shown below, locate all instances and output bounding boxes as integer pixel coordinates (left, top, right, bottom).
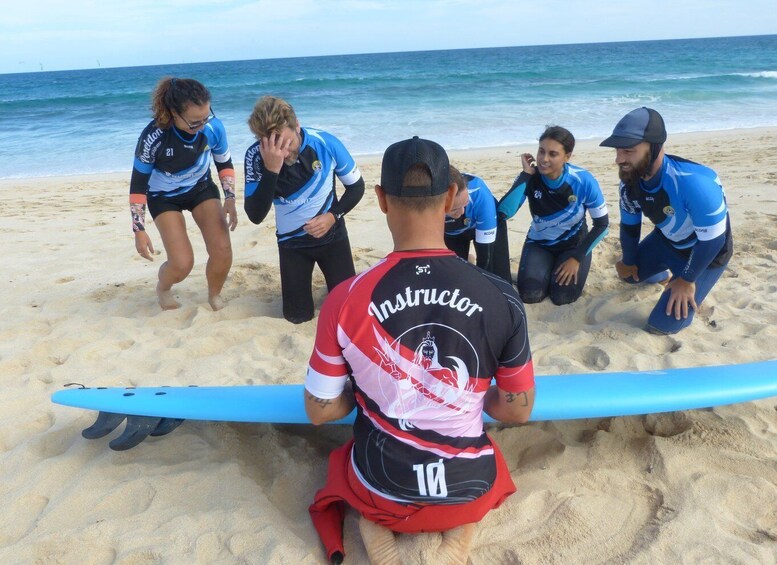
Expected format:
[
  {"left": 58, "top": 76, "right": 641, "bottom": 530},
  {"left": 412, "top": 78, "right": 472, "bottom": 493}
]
[{"left": 3, "top": 33, "right": 776, "bottom": 77}]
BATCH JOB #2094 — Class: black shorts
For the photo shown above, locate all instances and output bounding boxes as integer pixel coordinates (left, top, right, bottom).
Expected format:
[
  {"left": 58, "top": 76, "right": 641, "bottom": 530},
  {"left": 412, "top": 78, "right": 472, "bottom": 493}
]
[{"left": 147, "top": 180, "right": 220, "bottom": 219}]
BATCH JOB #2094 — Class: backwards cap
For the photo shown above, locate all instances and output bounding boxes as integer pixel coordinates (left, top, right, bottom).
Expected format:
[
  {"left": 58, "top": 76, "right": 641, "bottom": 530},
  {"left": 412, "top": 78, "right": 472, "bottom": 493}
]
[
  {"left": 600, "top": 107, "right": 667, "bottom": 148},
  {"left": 380, "top": 136, "right": 450, "bottom": 197}
]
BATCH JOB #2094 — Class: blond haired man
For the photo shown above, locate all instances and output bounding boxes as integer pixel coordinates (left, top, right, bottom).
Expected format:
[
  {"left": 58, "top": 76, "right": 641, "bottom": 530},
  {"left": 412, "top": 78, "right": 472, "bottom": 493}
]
[{"left": 244, "top": 96, "right": 365, "bottom": 323}]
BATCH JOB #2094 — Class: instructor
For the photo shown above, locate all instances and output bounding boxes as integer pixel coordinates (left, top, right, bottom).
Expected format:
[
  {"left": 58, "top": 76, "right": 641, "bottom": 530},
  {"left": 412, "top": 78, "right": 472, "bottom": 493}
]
[{"left": 305, "top": 136, "right": 535, "bottom": 564}]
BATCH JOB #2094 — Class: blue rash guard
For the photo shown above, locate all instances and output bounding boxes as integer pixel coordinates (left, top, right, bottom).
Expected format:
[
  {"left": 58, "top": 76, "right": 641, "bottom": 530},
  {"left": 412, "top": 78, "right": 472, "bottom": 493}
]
[
  {"left": 243, "top": 127, "right": 364, "bottom": 248},
  {"left": 498, "top": 163, "right": 609, "bottom": 261},
  {"left": 445, "top": 174, "right": 498, "bottom": 243},
  {"left": 130, "top": 118, "right": 232, "bottom": 198},
  {"left": 619, "top": 154, "right": 733, "bottom": 282}
]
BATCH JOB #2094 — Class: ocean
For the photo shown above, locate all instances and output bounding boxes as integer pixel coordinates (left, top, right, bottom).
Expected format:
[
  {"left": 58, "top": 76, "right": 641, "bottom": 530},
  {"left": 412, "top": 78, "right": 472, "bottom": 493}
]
[{"left": 1, "top": 34, "right": 776, "bottom": 179}]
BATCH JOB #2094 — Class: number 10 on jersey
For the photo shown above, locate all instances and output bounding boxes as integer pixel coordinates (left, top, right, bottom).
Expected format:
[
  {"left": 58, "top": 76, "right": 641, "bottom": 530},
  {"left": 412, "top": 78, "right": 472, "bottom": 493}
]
[{"left": 413, "top": 460, "right": 448, "bottom": 497}]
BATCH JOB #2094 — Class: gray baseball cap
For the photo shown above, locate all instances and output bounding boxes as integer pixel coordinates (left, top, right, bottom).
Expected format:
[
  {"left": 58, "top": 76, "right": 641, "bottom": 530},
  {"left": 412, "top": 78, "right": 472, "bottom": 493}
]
[{"left": 600, "top": 107, "right": 667, "bottom": 148}]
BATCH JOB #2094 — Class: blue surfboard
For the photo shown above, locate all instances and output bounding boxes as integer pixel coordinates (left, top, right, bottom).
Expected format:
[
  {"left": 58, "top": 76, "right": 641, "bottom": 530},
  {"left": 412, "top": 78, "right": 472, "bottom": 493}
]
[{"left": 51, "top": 360, "right": 777, "bottom": 450}]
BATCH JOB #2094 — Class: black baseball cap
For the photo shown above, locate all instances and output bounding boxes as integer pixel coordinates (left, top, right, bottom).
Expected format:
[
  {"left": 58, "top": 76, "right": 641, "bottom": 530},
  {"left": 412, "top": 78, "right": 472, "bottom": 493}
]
[
  {"left": 380, "top": 136, "right": 451, "bottom": 197},
  {"left": 600, "top": 107, "right": 667, "bottom": 148}
]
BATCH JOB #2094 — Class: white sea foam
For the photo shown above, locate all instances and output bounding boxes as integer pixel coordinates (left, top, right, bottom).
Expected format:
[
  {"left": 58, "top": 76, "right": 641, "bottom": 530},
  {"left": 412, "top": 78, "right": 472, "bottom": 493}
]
[{"left": 735, "top": 70, "right": 777, "bottom": 79}]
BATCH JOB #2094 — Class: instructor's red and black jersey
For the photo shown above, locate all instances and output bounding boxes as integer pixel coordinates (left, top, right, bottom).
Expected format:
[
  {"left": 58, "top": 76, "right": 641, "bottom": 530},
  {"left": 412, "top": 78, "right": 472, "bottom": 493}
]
[{"left": 306, "top": 250, "right": 534, "bottom": 504}]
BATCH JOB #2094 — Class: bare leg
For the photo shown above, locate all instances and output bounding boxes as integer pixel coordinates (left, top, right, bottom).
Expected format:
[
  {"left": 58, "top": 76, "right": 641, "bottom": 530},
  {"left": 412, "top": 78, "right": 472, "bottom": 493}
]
[
  {"left": 359, "top": 516, "right": 401, "bottom": 565},
  {"left": 192, "top": 199, "right": 232, "bottom": 311},
  {"left": 437, "top": 523, "right": 476, "bottom": 565},
  {"left": 154, "top": 212, "right": 195, "bottom": 310}
]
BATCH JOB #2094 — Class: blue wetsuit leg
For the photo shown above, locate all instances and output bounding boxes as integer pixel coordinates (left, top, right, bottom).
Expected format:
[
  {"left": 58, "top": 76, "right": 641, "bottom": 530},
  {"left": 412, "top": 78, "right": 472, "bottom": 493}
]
[
  {"left": 646, "top": 263, "right": 727, "bottom": 334},
  {"left": 628, "top": 230, "right": 674, "bottom": 282},
  {"left": 627, "top": 230, "right": 728, "bottom": 334}
]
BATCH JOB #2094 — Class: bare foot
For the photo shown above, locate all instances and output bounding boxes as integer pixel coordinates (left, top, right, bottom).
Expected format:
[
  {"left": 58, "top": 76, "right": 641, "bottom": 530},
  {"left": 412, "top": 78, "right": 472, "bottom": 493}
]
[
  {"left": 359, "top": 516, "right": 400, "bottom": 565},
  {"left": 437, "top": 524, "right": 476, "bottom": 565},
  {"left": 208, "top": 294, "right": 226, "bottom": 311},
  {"left": 157, "top": 285, "right": 181, "bottom": 310}
]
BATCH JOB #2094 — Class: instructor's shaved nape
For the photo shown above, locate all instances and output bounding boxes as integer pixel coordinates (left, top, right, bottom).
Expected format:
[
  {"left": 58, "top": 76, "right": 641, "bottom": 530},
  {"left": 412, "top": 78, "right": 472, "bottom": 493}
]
[{"left": 385, "top": 164, "right": 447, "bottom": 212}]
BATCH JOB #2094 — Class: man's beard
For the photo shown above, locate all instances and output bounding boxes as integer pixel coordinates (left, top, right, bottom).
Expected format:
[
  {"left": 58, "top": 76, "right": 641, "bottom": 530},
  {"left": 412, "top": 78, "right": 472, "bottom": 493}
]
[{"left": 618, "top": 150, "right": 652, "bottom": 186}]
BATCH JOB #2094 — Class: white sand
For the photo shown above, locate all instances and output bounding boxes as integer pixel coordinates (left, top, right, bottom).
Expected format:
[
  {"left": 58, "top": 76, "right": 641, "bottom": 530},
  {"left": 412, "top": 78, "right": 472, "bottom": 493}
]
[{"left": 1, "top": 128, "right": 776, "bottom": 564}]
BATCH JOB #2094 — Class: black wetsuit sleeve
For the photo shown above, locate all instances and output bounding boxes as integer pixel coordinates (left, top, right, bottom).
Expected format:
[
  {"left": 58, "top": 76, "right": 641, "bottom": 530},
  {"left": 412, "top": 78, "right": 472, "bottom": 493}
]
[
  {"left": 214, "top": 157, "right": 234, "bottom": 173},
  {"left": 474, "top": 241, "right": 495, "bottom": 272},
  {"left": 572, "top": 213, "right": 609, "bottom": 261},
  {"left": 620, "top": 222, "right": 641, "bottom": 265},
  {"left": 329, "top": 177, "right": 365, "bottom": 218},
  {"left": 129, "top": 168, "right": 151, "bottom": 198},
  {"left": 244, "top": 170, "right": 277, "bottom": 224}
]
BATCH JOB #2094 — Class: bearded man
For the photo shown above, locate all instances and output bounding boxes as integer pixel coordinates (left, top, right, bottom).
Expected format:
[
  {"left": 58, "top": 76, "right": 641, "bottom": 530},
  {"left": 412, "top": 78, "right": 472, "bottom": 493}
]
[{"left": 600, "top": 107, "right": 733, "bottom": 334}]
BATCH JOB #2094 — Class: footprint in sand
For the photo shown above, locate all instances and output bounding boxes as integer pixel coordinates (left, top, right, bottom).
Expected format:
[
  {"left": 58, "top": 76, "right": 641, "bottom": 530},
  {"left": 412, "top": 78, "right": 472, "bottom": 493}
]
[
  {"left": 89, "top": 282, "right": 129, "bottom": 304},
  {"left": 663, "top": 337, "right": 682, "bottom": 353},
  {"left": 0, "top": 409, "right": 55, "bottom": 452},
  {"left": 88, "top": 481, "right": 158, "bottom": 521},
  {"left": 673, "top": 474, "right": 777, "bottom": 558},
  {"left": 580, "top": 346, "right": 610, "bottom": 371},
  {"left": 111, "top": 550, "right": 163, "bottom": 565},
  {"left": 721, "top": 476, "right": 777, "bottom": 545},
  {"left": 481, "top": 478, "right": 666, "bottom": 564},
  {"left": 643, "top": 411, "right": 693, "bottom": 437},
  {"left": 0, "top": 493, "right": 49, "bottom": 546},
  {"left": 31, "top": 423, "right": 80, "bottom": 459}
]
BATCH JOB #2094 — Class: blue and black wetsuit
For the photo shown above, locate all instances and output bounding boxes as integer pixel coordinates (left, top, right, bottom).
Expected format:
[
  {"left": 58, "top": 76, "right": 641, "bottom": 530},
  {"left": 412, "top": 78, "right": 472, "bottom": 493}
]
[
  {"left": 619, "top": 154, "right": 733, "bottom": 334},
  {"left": 444, "top": 173, "right": 511, "bottom": 281},
  {"left": 498, "top": 163, "right": 609, "bottom": 305},
  {"left": 130, "top": 118, "right": 233, "bottom": 221},
  {"left": 244, "top": 127, "right": 365, "bottom": 323}
]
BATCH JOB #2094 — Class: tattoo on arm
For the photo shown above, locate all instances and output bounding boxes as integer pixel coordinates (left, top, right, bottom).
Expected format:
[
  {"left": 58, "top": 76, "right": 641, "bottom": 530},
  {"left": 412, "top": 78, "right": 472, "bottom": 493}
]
[
  {"left": 220, "top": 176, "right": 236, "bottom": 200},
  {"left": 505, "top": 391, "right": 529, "bottom": 406},
  {"left": 130, "top": 202, "right": 146, "bottom": 232},
  {"left": 306, "top": 392, "right": 333, "bottom": 409}
]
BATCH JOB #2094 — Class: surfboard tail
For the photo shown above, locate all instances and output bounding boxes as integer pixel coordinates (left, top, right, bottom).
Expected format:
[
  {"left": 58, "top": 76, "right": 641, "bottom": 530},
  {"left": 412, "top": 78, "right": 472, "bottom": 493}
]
[{"left": 80, "top": 411, "right": 186, "bottom": 450}]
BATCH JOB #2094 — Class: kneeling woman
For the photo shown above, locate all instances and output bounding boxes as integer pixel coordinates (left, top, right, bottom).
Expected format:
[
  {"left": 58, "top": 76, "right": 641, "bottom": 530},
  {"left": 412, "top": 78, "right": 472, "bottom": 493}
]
[{"left": 498, "top": 126, "right": 609, "bottom": 305}]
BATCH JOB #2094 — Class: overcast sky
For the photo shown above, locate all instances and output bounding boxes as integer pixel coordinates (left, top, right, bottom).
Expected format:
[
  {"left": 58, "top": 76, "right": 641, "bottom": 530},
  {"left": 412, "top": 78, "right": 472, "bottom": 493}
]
[{"left": 3, "top": 0, "right": 777, "bottom": 74}]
